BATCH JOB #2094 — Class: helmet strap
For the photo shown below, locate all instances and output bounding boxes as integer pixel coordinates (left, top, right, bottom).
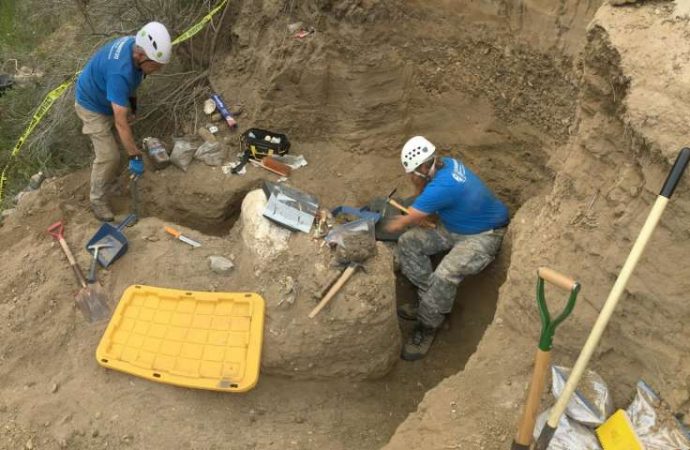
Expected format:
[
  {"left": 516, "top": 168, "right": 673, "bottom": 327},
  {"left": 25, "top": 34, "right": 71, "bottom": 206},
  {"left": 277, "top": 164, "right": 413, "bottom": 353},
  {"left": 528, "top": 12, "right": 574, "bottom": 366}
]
[{"left": 413, "top": 157, "right": 436, "bottom": 180}]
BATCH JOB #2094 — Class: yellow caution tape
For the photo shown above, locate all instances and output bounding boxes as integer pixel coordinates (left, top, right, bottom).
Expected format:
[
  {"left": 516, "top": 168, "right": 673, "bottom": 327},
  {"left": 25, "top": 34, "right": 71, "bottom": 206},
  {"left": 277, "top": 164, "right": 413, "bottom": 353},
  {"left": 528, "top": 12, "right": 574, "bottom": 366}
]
[
  {"left": 172, "top": 0, "right": 228, "bottom": 45},
  {"left": 0, "top": 0, "right": 229, "bottom": 203}
]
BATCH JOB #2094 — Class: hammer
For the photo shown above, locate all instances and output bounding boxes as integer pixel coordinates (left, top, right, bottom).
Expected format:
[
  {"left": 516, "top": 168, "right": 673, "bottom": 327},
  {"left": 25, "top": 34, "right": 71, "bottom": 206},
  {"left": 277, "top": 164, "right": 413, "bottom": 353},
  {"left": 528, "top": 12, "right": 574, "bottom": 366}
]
[
  {"left": 384, "top": 187, "right": 437, "bottom": 229},
  {"left": 385, "top": 187, "right": 410, "bottom": 215},
  {"left": 87, "top": 243, "right": 111, "bottom": 283},
  {"left": 309, "top": 262, "right": 363, "bottom": 318}
]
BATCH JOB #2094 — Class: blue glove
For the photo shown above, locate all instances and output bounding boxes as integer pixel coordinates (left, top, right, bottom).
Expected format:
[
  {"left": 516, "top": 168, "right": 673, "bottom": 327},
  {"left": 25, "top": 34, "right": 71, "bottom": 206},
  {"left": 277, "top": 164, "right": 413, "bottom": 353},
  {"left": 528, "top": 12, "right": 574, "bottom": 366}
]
[{"left": 129, "top": 156, "right": 144, "bottom": 176}]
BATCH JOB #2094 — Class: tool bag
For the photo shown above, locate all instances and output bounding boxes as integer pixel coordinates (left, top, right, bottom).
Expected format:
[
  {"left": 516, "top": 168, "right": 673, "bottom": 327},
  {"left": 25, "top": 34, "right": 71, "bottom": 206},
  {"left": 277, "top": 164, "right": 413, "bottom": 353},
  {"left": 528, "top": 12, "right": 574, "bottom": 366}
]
[{"left": 240, "top": 128, "right": 290, "bottom": 160}]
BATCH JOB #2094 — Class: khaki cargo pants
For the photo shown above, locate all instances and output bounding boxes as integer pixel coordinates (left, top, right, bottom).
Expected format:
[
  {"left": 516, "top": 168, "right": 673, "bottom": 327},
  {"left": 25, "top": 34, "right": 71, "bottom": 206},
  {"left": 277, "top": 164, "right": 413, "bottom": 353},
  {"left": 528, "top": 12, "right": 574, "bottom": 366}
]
[
  {"left": 74, "top": 103, "right": 120, "bottom": 205},
  {"left": 398, "top": 225, "right": 506, "bottom": 328}
]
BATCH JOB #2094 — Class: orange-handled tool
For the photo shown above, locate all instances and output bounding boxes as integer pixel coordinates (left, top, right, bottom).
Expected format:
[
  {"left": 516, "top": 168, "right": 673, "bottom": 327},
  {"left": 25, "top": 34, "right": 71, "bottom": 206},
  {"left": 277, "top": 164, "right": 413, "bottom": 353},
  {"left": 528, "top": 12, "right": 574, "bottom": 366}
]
[{"left": 164, "top": 226, "right": 201, "bottom": 248}]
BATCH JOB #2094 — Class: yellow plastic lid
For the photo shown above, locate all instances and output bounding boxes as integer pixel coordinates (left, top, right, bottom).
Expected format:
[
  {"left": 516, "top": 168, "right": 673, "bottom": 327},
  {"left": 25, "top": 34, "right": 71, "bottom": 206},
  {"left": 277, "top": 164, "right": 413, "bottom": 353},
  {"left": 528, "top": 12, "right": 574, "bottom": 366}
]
[
  {"left": 596, "top": 409, "right": 643, "bottom": 450},
  {"left": 96, "top": 285, "right": 264, "bottom": 392}
]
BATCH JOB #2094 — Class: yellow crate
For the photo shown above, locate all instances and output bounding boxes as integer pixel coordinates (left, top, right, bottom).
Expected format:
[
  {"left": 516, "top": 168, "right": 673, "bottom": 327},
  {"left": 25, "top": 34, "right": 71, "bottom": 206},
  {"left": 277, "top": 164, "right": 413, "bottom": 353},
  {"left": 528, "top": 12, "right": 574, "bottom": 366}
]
[
  {"left": 96, "top": 285, "right": 265, "bottom": 392},
  {"left": 596, "top": 409, "right": 643, "bottom": 450}
]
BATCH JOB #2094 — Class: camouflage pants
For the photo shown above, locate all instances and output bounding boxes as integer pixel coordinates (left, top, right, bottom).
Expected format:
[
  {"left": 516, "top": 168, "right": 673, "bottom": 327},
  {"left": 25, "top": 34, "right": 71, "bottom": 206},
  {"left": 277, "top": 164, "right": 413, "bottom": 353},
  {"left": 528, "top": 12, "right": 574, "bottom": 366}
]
[{"left": 398, "top": 226, "right": 505, "bottom": 328}]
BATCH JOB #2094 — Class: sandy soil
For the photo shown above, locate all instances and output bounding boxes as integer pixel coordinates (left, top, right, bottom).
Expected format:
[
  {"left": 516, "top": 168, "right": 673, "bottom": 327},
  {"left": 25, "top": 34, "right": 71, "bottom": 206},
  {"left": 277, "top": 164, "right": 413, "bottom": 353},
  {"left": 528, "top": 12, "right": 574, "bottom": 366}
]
[{"left": 8, "top": 1, "right": 689, "bottom": 450}]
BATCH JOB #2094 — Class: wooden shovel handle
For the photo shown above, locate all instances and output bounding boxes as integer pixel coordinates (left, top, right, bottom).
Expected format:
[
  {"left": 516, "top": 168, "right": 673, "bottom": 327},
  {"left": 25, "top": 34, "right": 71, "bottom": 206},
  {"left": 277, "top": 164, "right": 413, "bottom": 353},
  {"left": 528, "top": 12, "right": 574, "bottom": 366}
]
[
  {"left": 57, "top": 236, "right": 87, "bottom": 288},
  {"left": 512, "top": 349, "right": 552, "bottom": 448},
  {"left": 309, "top": 265, "right": 357, "bottom": 318},
  {"left": 537, "top": 267, "right": 576, "bottom": 291}
]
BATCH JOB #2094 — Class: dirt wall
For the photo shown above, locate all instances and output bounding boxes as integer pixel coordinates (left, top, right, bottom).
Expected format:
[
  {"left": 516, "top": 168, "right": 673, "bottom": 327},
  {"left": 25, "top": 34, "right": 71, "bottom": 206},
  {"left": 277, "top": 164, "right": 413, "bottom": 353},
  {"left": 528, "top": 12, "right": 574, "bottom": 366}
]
[
  {"left": 385, "top": 2, "right": 690, "bottom": 448},
  {"left": 411, "top": 0, "right": 603, "bottom": 56}
]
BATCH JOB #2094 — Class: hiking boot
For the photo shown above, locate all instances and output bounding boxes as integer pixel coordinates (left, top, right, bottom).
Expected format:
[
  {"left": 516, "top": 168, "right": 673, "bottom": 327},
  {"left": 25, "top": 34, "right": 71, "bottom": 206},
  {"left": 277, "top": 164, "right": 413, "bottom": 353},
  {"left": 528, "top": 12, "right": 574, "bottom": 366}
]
[
  {"left": 401, "top": 323, "right": 437, "bottom": 361},
  {"left": 397, "top": 302, "right": 418, "bottom": 321},
  {"left": 91, "top": 202, "right": 114, "bottom": 222}
]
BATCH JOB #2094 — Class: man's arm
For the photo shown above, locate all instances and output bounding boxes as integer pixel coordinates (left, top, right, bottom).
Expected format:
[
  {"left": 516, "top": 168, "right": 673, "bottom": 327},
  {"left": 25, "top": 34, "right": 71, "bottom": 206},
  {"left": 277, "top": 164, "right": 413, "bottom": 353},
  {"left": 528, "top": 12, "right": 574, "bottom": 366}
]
[
  {"left": 112, "top": 103, "right": 142, "bottom": 157},
  {"left": 385, "top": 207, "right": 429, "bottom": 232}
]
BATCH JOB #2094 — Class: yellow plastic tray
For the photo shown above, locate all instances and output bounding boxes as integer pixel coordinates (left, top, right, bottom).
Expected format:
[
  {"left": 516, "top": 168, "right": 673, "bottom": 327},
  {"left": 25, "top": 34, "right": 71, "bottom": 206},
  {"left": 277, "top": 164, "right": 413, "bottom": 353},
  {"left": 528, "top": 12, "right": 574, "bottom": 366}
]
[
  {"left": 596, "top": 409, "right": 643, "bottom": 450},
  {"left": 96, "top": 285, "right": 265, "bottom": 392}
]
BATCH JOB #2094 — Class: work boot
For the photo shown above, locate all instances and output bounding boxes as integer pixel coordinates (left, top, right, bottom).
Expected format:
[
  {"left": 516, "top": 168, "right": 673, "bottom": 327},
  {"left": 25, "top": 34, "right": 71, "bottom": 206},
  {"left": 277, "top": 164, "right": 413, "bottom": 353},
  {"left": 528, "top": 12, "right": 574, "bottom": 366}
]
[
  {"left": 401, "top": 323, "right": 437, "bottom": 361},
  {"left": 91, "top": 202, "right": 114, "bottom": 222},
  {"left": 397, "top": 302, "right": 418, "bottom": 321}
]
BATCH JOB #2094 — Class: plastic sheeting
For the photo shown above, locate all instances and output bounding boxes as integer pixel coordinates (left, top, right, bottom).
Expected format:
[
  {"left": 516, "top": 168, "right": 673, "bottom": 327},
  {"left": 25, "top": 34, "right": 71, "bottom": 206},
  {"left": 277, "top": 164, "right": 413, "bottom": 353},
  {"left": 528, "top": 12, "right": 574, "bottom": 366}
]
[
  {"left": 533, "top": 408, "right": 602, "bottom": 450},
  {"left": 552, "top": 365, "right": 613, "bottom": 427},
  {"left": 627, "top": 380, "right": 690, "bottom": 450}
]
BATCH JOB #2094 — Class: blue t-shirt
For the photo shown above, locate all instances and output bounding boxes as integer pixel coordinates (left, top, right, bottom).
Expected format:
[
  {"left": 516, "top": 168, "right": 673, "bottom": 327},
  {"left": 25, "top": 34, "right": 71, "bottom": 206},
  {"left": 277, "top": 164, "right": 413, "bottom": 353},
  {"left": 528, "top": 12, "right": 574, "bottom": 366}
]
[
  {"left": 412, "top": 157, "right": 509, "bottom": 234},
  {"left": 76, "top": 37, "right": 142, "bottom": 115}
]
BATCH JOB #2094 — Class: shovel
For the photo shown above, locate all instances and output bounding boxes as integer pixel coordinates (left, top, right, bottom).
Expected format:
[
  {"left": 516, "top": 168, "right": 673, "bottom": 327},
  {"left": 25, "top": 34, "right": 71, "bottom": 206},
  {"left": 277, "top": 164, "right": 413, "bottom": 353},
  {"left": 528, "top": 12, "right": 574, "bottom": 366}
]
[
  {"left": 85, "top": 214, "right": 137, "bottom": 268},
  {"left": 47, "top": 221, "right": 110, "bottom": 322},
  {"left": 536, "top": 147, "right": 690, "bottom": 449},
  {"left": 512, "top": 267, "right": 580, "bottom": 450}
]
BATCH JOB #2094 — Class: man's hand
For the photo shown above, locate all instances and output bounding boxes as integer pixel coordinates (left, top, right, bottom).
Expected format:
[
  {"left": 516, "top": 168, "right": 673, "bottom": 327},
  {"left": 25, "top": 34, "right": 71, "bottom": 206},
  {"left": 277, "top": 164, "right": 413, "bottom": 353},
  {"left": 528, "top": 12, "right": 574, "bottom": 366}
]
[
  {"left": 385, "top": 215, "right": 409, "bottom": 233},
  {"left": 384, "top": 207, "right": 430, "bottom": 232},
  {"left": 129, "top": 156, "right": 144, "bottom": 177}
]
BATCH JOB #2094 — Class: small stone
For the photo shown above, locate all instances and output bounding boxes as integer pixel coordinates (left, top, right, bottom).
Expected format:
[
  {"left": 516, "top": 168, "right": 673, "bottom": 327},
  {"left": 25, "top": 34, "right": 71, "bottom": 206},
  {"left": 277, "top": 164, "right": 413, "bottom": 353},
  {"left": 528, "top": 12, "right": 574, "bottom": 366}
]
[
  {"left": 58, "top": 439, "right": 68, "bottom": 448},
  {"left": 95, "top": 412, "right": 102, "bottom": 419},
  {"left": 203, "top": 98, "right": 216, "bottom": 115},
  {"left": 28, "top": 172, "right": 45, "bottom": 190},
  {"left": 209, "top": 256, "right": 234, "bottom": 274},
  {"left": 25, "top": 438, "right": 33, "bottom": 449},
  {"left": 287, "top": 22, "right": 303, "bottom": 33},
  {"left": 51, "top": 382, "right": 59, "bottom": 393},
  {"left": 1, "top": 208, "right": 16, "bottom": 218},
  {"left": 495, "top": 317, "right": 504, "bottom": 326}
]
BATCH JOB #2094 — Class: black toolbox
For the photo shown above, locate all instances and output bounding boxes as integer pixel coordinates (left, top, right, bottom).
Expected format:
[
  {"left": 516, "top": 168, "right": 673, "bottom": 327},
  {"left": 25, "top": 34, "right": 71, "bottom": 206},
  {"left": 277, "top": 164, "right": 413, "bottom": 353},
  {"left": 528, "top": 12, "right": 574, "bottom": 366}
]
[{"left": 240, "top": 128, "right": 290, "bottom": 159}]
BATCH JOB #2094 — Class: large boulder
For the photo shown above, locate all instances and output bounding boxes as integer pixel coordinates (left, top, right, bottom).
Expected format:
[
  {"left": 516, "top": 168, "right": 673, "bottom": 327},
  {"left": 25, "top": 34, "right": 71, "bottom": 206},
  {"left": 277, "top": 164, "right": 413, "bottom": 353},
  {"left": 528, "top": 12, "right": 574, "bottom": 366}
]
[{"left": 240, "top": 189, "right": 291, "bottom": 262}]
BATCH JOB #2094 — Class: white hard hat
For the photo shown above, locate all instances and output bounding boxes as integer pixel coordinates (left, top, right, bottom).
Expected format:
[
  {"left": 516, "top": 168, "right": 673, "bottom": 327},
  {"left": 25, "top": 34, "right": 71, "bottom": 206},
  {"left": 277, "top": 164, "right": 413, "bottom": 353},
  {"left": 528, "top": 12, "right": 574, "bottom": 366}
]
[
  {"left": 135, "top": 22, "right": 172, "bottom": 64},
  {"left": 401, "top": 136, "right": 436, "bottom": 173}
]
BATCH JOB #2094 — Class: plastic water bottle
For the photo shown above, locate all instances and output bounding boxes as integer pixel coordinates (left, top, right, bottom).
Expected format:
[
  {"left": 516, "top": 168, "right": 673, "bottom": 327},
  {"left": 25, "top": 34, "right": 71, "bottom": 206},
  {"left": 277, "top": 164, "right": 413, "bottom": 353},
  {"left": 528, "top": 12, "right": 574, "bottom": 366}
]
[{"left": 142, "top": 137, "right": 171, "bottom": 170}]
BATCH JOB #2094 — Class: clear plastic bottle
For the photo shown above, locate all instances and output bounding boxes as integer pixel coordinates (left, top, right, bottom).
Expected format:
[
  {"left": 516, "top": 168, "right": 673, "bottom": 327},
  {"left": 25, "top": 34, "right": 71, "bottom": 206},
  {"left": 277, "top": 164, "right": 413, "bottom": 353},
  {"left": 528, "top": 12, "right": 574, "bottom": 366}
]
[{"left": 142, "top": 137, "right": 171, "bottom": 170}]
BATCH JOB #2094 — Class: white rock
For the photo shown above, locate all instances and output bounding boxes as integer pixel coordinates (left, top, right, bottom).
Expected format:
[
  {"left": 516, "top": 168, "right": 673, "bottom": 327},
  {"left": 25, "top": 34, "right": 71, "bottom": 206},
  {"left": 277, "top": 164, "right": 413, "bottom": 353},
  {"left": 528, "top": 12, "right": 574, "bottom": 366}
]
[
  {"left": 209, "top": 256, "right": 234, "bottom": 274},
  {"left": 675, "top": 0, "right": 690, "bottom": 18},
  {"left": 240, "top": 190, "right": 291, "bottom": 262}
]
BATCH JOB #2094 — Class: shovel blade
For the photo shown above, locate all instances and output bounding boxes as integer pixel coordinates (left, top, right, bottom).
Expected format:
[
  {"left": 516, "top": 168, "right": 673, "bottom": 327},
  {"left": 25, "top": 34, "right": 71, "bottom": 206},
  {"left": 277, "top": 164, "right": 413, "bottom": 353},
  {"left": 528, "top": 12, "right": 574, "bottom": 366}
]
[{"left": 76, "top": 285, "right": 111, "bottom": 322}]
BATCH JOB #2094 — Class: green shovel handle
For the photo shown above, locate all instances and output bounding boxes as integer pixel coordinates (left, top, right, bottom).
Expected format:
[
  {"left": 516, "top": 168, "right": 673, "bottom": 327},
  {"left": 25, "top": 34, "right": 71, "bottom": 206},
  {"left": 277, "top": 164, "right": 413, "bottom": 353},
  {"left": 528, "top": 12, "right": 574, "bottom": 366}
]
[{"left": 537, "top": 267, "right": 580, "bottom": 351}]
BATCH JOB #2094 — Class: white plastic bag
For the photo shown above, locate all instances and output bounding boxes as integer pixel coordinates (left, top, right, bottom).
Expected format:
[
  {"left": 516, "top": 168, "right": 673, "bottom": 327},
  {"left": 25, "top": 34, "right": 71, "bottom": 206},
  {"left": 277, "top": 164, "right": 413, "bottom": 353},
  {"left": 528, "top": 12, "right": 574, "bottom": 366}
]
[
  {"left": 170, "top": 138, "right": 198, "bottom": 171},
  {"left": 194, "top": 141, "right": 226, "bottom": 166},
  {"left": 627, "top": 380, "right": 690, "bottom": 450},
  {"left": 533, "top": 408, "right": 601, "bottom": 450},
  {"left": 552, "top": 366, "right": 613, "bottom": 427},
  {"left": 533, "top": 408, "right": 602, "bottom": 450}
]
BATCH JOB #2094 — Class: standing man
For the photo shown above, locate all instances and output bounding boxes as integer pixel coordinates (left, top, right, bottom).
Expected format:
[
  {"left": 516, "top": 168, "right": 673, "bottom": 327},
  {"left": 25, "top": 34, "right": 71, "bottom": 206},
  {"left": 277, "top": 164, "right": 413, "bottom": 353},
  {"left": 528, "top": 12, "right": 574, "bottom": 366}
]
[
  {"left": 75, "top": 22, "right": 172, "bottom": 221},
  {"left": 386, "top": 136, "right": 510, "bottom": 360}
]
